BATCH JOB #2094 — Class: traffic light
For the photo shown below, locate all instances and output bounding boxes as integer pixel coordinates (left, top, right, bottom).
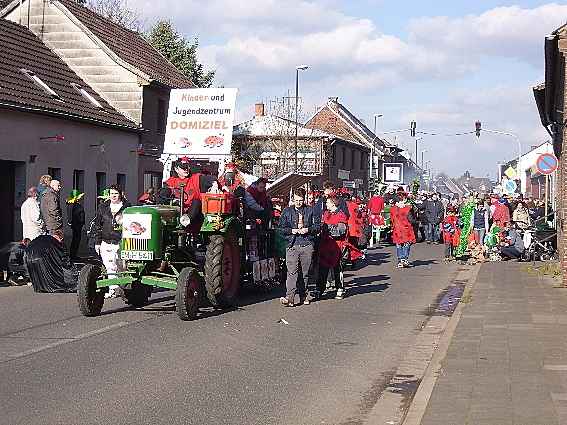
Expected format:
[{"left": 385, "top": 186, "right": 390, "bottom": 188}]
[
  {"left": 410, "top": 121, "right": 416, "bottom": 137},
  {"left": 475, "top": 121, "right": 481, "bottom": 138}
]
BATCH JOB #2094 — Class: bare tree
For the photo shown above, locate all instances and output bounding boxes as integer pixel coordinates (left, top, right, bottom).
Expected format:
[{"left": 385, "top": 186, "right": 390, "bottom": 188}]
[{"left": 76, "top": 0, "right": 144, "bottom": 31}]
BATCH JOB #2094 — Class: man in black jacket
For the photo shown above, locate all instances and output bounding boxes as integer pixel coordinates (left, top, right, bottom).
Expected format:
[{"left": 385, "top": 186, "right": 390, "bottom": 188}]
[
  {"left": 278, "top": 188, "right": 319, "bottom": 306},
  {"left": 423, "top": 193, "right": 444, "bottom": 244}
]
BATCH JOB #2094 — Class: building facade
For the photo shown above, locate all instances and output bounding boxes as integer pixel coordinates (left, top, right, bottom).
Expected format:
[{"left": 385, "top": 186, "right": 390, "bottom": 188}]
[{"left": 534, "top": 24, "right": 566, "bottom": 284}]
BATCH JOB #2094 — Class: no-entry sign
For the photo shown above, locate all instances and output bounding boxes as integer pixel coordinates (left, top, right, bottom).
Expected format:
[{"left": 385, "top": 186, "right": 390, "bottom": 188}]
[{"left": 536, "top": 153, "right": 558, "bottom": 175}]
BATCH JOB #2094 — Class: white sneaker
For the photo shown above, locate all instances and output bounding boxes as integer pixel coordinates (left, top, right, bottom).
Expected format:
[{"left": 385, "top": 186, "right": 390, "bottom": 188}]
[
  {"left": 105, "top": 285, "right": 125, "bottom": 299},
  {"left": 335, "top": 289, "right": 345, "bottom": 300}
]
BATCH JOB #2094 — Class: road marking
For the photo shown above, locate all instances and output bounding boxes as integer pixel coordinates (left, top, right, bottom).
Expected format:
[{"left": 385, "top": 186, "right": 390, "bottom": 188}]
[{"left": 6, "top": 321, "right": 129, "bottom": 360}]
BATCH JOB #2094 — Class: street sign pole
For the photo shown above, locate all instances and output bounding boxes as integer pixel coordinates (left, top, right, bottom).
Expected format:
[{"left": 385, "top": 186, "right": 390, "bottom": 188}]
[{"left": 545, "top": 174, "right": 549, "bottom": 219}]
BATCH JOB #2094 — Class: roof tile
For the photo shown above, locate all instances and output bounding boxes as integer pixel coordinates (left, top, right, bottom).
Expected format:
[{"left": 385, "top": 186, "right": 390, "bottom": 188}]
[{"left": 0, "top": 18, "right": 137, "bottom": 129}]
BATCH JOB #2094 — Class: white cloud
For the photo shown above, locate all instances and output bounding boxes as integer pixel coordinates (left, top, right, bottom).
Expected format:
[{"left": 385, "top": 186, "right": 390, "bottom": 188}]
[{"left": 130, "top": 0, "right": 564, "bottom": 175}]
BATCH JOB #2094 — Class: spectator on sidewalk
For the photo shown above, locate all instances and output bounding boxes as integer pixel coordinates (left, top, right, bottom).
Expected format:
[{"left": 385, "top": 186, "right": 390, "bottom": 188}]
[
  {"left": 21, "top": 186, "right": 44, "bottom": 240},
  {"left": 500, "top": 221, "right": 525, "bottom": 260},
  {"left": 278, "top": 188, "right": 319, "bottom": 307},
  {"left": 313, "top": 180, "right": 350, "bottom": 222},
  {"left": 470, "top": 199, "right": 489, "bottom": 245},
  {"left": 512, "top": 201, "right": 531, "bottom": 230},
  {"left": 36, "top": 174, "right": 52, "bottom": 206},
  {"left": 66, "top": 190, "right": 85, "bottom": 261},
  {"left": 390, "top": 191, "right": 416, "bottom": 268},
  {"left": 423, "top": 192, "right": 444, "bottom": 244},
  {"left": 40, "top": 179, "right": 63, "bottom": 234}
]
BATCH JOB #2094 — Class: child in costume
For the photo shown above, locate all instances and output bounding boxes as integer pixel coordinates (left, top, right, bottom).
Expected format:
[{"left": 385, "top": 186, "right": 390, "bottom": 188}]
[{"left": 442, "top": 205, "right": 460, "bottom": 260}]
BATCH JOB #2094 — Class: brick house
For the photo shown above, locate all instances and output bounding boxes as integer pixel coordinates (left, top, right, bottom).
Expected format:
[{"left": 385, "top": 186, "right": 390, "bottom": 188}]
[
  {"left": 233, "top": 103, "right": 370, "bottom": 194},
  {"left": 533, "top": 23, "right": 566, "bottom": 283},
  {"left": 306, "top": 97, "right": 420, "bottom": 186}
]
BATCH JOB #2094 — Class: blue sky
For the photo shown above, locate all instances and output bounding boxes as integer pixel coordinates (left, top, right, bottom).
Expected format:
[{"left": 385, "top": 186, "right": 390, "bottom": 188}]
[{"left": 131, "top": 0, "right": 567, "bottom": 178}]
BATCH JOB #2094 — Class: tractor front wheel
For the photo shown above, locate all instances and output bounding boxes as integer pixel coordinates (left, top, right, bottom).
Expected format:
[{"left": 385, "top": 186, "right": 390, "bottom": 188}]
[
  {"left": 77, "top": 264, "right": 105, "bottom": 317},
  {"left": 176, "top": 267, "right": 202, "bottom": 320},
  {"left": 125, "top": 282, "right": 151, "bottom": 308},
  {"left": 204, "top": 234, "right": 240, "bottom": 308}
]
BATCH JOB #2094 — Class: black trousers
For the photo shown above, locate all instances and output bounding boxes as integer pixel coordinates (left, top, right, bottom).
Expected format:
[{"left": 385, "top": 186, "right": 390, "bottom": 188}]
[{"left": 70, "top": 226, "right": 83, "bottom": 259}]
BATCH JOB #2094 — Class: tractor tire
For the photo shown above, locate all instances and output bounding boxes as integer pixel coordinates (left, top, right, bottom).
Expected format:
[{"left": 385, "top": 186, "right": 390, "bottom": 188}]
[
  {"left": 204, "top": 233, "right": 240, "bottom": 308},
  {"left": 125, "top": 282, "right": 151, "bottom": 308},
  {"left": 77, "top": 264, "right": 105, "bottom": 317},
  {"left": 176, "top": 267, "right": 202, "bottom": 321}
]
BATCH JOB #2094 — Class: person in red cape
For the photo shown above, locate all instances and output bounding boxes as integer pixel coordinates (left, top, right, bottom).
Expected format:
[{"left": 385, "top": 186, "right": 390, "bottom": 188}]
[
  {"left": 346, "top": 196, "right": 365, "bottom": 247},
  {"left": 162, "top": 157, "right": 214, "bottom": 233},
  {"left": 441, "top": 205, "right": 461, "bottom": 260},
  {"left": 390, "top": 191, "right": 416, "bottom": 268},
  {"left": 492, "top": 197, "right": 511, "bottom": 228},
  {"left": 314, "top": 196, "right": 349, "bottom": 301}
]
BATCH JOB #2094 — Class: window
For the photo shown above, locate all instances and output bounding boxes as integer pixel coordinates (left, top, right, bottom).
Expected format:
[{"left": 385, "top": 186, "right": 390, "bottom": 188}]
[
  {"left": 116, "top": 173, "right": 126, "bottom": 191},
  {"left": 73, "top": 169, "right": 84, "bottom": 192},
  {"left": 157, "top": 98, "right": 167, "bottom": 133},
  {"left": 361, "top": 153, "right": 367, "bottom": 170},
  {"left": 144, "top": 172, "right": 162, "bottom": 191},
  {"left": 21, "top": 69, "right": 61, "bottom": 100},
  {"left": 342, "top": 147, "right": 346, "bottom": 167},
  {"left": 331, "top": 144, "right": 336, "bottom": 166},
  {"left": 352, "top": 150, "right": 357, "bottom": 169},
  {"left": 96, "top": 172, "right": 106, "bottom": 197},
  {"left": 48, "top": 167, "right": 61, "bottom": 181},
  {"left": 70, "top": 83, "right": 103, "bottom": 109}
]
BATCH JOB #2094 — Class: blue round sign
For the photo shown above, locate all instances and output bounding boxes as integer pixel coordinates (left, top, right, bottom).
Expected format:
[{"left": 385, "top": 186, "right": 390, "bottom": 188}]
[
  {"left": 536, "top": 153, "right": 558, "bottom": 175},
  {"left": 504, "top": 179, "right": 517, "bottom": 195}
]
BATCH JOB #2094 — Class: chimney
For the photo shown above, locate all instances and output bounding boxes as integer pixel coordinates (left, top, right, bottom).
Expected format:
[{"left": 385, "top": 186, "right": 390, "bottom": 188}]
[
  {"left": 255, "top": 103, "right": 265, "bottom": 117},
  {"left": 328, "top": 97, "right": 339, "bottom": 103}
]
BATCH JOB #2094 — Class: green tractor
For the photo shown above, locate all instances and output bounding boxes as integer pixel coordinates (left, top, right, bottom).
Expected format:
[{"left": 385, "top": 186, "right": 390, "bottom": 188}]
[{"left": 78, "top": 187, "right": 243, "bottom": 321}]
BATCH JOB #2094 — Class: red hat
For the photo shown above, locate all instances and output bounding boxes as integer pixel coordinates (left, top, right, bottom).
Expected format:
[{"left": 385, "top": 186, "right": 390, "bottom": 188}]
[
  {"left": 225, "top": 162, "right": 237, "bottom": 171},
  {"left": 179, "top": 156, "right": 190, "bottom": 164}
]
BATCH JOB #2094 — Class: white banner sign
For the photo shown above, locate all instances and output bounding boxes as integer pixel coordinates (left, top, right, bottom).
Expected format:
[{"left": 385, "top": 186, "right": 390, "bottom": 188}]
[
  {"left": 383, "top": 163, "right": 403, "bottom": 184},
  {"left": 163, "top": 88, "right": 238, "bottom": 158}
]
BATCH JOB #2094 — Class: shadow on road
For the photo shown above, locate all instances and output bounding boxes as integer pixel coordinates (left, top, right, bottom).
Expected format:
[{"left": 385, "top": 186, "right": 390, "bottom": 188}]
[
  {"left": 345, "top": 274, "right": 390, "bottom": 296},
  {"left": 410, "top": 259, "right": 438, "bottom": 267}
]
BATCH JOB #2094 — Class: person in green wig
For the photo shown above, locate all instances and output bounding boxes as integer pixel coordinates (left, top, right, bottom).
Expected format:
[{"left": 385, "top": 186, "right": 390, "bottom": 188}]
[{"left": 66, "top": 189, "right": 85, "bottom": 261}]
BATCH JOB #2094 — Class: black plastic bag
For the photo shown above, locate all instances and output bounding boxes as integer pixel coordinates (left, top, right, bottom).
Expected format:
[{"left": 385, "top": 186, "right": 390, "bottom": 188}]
[{"left": 25, "top": 235, "right": 78, "bottom": 293}]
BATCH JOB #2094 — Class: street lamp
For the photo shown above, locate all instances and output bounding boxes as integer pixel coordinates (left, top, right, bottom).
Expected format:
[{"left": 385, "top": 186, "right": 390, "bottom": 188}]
[
  {"left": 421, "top": 149, "right": 428, "bottom": 170},
  {"left": 373, "top": 114, "right": 383, "bottom": 135},
  {"left": 369, "top": 114, "right": 383, "bottom": 181},
  {"left": 414, "top": 137, "right": 423, "bottom": 168},
  {"left": 294, "top": 65, "right": 309, "bottom": 172}
]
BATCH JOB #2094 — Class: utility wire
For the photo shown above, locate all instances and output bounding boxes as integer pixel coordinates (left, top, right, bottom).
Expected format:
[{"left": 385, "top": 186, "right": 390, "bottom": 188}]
[{"left": 417, "top": 130, "right": 477, "bottom": 137}]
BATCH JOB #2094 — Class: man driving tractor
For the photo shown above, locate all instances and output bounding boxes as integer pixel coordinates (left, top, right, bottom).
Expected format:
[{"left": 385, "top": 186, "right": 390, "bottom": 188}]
[{"left": 160, "top": 156, "right": 215, "bottom": 232}]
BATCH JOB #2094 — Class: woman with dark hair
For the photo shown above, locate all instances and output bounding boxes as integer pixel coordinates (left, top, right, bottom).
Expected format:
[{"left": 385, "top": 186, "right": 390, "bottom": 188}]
[
  {"left": 93, "top": 184, "right": 130, "bottom": 298},
  {"left": 314, "top": 196, "right": 349, "bottom": 301},
  {"left": 390, "top": 191, "right": 416, "bottom": 268}
]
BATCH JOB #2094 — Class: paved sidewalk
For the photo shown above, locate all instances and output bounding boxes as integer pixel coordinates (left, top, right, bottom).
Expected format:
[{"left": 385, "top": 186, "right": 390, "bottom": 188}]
[{"left": 419, "top": 261, "right": 567, "bottom": 425}]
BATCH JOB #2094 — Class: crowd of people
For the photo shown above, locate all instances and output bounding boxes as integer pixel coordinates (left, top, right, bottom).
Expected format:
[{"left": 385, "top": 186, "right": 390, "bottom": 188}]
[{"left": 1, "top": 161, "right": 555, "bottom": 302}]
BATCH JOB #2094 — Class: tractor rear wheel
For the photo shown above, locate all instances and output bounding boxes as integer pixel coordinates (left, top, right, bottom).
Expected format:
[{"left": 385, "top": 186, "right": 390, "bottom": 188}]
[
  {"left": 125, "top": 282, "right": 151, "bottom": 308},
  {"left": 176, "top": 267, "right": 202, "bottom": 320},
  {"left": 204, "top": 233, "right": 240, "bottom": 308},
  {"left": 77, "top": 264, "right": 105, "bottom": 317}
]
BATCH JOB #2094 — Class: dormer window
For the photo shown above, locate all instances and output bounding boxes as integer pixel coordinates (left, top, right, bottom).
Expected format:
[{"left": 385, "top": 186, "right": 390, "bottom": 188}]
[
  {"left": 20, "top": 69, "right": 61, "bottom": 100},
  {"left": 71, "top": 83, "right": 103, "bottom": 109}
]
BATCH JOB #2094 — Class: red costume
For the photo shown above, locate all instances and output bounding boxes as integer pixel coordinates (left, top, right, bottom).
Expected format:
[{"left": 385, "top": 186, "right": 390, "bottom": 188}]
[
  {"left": 319, "top": 209, "right": 364, "bottom": 268},
  {"left": 165, "top": 174, "right": 202, "bottom": 208},
  {"left": 442, "top": 214, "right": 461, "bottom": 246},
  {"left": 492, "top": 202, "right": 510, "bottom": 228},
  {"left": 390, "top": 203, "right": 416, "bottom": 245},
  {"left": 346, "top": 200, "right": 364, "bottom": 239},
  {"left": 367, "top": 195, "right": 385, "bottom": 226}
]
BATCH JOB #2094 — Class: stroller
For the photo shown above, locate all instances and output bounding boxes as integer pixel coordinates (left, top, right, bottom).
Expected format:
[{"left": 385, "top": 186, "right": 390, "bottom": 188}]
[{"left": 522, "top": 226, "right": 557, "bottom": 262}]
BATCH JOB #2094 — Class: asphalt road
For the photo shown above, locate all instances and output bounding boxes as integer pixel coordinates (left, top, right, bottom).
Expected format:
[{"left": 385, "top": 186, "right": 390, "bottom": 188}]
[{"left": 0, "top": 243, "right": 459, "bottom": 425}]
